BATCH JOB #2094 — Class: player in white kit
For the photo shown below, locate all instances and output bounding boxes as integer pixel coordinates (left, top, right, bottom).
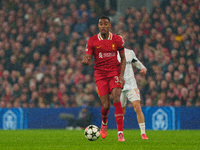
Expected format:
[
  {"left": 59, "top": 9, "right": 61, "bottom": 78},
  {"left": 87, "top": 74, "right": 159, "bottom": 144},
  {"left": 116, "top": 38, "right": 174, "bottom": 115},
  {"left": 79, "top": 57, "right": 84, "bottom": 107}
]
[{"left": 117, "top": 48, "right": 148, "bottom": 139}]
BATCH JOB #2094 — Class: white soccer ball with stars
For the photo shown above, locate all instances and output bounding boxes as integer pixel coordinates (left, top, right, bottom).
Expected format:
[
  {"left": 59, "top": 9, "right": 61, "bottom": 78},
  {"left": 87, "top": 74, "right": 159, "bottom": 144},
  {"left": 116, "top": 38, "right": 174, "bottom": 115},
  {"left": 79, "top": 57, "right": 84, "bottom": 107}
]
[{"left": 84, "top": 125, "right": 100, "bottom": 141}]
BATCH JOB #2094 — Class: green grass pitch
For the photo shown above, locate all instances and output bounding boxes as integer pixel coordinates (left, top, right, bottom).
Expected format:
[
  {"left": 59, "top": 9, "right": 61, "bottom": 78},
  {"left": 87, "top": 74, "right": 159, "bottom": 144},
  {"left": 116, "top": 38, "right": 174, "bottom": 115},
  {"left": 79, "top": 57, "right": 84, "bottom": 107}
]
[{"left": 0, "top": 129, "right": 199, "bottom": 150}]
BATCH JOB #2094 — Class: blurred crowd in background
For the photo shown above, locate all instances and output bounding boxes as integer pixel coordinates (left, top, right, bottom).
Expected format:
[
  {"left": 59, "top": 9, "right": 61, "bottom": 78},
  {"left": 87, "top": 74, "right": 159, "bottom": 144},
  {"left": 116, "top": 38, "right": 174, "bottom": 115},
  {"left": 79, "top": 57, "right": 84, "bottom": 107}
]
[{"left": 0, "top": 0, "right": 199, "bottom": 108}]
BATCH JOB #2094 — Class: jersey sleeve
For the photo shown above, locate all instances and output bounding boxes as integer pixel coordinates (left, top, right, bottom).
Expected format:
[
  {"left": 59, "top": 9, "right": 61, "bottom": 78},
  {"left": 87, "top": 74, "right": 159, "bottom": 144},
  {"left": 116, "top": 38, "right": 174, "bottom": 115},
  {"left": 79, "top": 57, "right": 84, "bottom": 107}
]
[
  {"left": 85, "top": 38, "right": 93, "bottom": 55},
  {"left": 131, "top": 51, "right": 146, "bottom": 70},
  {"left": 131, "top": 51, "right": 139, "bottom": 62},
  {"left": 116, "top": 35, "right": 124, "bottom": 53}
]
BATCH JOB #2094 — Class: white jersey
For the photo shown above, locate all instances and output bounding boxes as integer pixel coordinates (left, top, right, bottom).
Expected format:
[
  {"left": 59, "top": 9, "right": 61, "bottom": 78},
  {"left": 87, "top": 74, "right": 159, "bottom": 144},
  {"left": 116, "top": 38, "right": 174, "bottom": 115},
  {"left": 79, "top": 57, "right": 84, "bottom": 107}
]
[
  {"left": 117, "top": 48, "right": 146, "bottom": 91},
  {"left": 118, "top": 48, "right": 146, "bottom": 106}
]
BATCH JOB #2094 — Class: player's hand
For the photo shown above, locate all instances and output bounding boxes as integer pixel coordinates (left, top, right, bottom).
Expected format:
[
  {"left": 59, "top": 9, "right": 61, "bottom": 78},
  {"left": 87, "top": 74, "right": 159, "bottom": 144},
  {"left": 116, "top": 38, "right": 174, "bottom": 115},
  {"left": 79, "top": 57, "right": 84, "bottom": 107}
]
[
  {"left": 119, "top": 75, "right": 125, "bottom": 89},
  {"left": 81, "top": 57, "right": 90, "bottom": 65},
  {"left": 140, "top": 68, "right": 147, "bottom": 75}
]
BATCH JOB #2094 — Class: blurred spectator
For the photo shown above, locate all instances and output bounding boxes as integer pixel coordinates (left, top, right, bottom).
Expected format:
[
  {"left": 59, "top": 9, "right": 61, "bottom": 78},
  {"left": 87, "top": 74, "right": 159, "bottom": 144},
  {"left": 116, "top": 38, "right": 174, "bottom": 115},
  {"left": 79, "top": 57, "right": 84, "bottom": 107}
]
[
  {"left": 88, "top": 0, "right": 102, "bottom": 17},
  {"left": 145, "top": 98, "right": 152, "bottom": 107}
]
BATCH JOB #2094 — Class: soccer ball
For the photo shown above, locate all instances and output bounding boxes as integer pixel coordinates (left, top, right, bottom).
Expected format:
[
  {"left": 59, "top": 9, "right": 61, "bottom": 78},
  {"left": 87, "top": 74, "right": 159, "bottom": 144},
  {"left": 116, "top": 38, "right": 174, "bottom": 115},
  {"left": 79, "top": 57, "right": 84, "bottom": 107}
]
[{"left": 84, "top": 125, "right": 100, "bottom": 141}]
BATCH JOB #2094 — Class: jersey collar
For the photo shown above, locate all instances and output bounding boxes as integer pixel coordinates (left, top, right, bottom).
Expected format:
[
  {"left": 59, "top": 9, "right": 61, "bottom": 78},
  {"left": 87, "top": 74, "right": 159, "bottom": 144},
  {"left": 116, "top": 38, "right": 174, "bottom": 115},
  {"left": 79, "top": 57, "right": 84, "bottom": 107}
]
[{"left": 98, "top": 32, "right": 113, "bottom": 40}]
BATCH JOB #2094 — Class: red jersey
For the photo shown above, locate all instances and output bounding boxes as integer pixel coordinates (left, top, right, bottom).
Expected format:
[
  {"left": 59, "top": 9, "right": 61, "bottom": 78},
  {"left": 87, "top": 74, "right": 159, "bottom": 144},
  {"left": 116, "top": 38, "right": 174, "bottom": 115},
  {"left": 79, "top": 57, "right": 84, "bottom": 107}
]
[{"left": 86, "top": 32, "right": 124, "bottom": 80}]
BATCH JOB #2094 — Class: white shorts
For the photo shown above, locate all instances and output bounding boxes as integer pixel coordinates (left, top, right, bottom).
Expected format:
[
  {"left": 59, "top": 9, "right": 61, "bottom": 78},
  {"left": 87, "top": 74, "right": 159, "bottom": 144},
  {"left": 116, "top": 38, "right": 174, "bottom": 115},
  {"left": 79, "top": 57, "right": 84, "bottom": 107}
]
[{"left": 120, "top": 89, "right": 141, "bottom": 107}]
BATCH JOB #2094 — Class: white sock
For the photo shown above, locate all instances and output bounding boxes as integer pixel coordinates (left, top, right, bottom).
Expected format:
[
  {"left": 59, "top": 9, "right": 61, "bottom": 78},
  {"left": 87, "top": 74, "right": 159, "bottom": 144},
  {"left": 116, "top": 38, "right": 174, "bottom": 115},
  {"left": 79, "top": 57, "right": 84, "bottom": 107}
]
[
  {"left": 139, "top": 123, "right": 146, "bottom": 135},
  {"left": 102, "top": 121, "right": 108, "bottom": 126},
  {"left": 118, "top": 131, "right": 123, "bottom": 135}
]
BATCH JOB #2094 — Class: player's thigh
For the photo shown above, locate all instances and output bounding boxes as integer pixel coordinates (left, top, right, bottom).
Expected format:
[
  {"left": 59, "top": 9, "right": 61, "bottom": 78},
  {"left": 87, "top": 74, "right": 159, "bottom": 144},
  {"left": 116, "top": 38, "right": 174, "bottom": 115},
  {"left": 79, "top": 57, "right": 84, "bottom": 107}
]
[
  {"left": 127, "top": 88, "right": 142, "bottom": 112},
  {"left": 126, "top": 88, "right": 141, "bottom": 102},
  {"left": 96, "top": 78, "right": 110, "bottom": 97}
]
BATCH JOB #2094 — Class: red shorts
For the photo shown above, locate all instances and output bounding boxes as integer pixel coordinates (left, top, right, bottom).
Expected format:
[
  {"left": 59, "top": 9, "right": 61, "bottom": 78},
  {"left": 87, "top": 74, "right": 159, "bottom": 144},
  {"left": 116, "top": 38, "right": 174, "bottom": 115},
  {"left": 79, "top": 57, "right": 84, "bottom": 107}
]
[{"left": 96, "top": 75, "right": 122, "bottom": 97}]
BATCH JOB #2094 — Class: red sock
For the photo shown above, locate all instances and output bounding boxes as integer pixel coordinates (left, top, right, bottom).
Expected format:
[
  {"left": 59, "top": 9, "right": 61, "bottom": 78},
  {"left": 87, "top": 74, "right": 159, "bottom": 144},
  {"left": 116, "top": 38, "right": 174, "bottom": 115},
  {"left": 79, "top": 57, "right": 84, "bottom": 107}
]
[
  {"left": 114, "top": 102, "right": 123, "bottom": 132},
  {"left": 101, "top": 107, "right": 109, "bottom": 125}
]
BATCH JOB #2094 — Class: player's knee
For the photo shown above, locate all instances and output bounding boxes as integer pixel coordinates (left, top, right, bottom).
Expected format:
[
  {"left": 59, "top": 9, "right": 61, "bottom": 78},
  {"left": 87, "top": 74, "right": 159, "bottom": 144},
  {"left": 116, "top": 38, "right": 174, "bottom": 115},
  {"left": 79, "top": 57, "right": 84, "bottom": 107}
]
[
  {"left": 112, "top": 93, "right": 120, "bottom": 103},
  {"left": 134, "top": 104, "right": 141, "bottom": 113},
  {"left": 113, "top": 97, "right": 120, "bottom": 103},
  {"left": 111, "top": 88, "right": 121, "bottom": 102},
  {"left": 103, "top": 106, "right": 110, "bottom": 110},
  {"left": 102, "top": 103, "right": 110, "bottom": 110}
]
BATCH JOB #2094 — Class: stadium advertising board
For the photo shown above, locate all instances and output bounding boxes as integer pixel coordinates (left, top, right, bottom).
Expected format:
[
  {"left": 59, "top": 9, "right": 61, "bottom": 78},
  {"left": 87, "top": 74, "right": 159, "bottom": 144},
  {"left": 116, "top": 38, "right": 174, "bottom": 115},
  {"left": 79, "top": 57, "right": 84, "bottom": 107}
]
[
  {"left": 145, "top": 107, "right": 180, "bottom": 130},
  {"left": 0, "top": 108, "right": 26, "bottom": 130},
  {"left": 1, "top": 107, "right": 200, "bottom": 130}
]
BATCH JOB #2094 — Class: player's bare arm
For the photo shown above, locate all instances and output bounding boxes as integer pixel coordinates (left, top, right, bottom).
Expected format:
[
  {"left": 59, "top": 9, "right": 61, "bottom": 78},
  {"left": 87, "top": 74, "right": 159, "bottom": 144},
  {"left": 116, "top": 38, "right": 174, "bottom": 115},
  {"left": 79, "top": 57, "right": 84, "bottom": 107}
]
[
  {"left": 119, "top": 52, "right": 126, "bottom": 88},
  {"left": 81, "top": 54, "right": 91, "bottom": 66}
]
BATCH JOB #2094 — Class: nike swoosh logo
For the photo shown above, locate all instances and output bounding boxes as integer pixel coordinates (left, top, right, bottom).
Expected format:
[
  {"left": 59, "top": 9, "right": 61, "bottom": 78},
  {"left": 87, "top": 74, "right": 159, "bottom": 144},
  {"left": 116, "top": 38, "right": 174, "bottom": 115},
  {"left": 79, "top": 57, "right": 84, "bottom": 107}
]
[{"left": 97, "top": 46, "right": 101, "bottom": 48}]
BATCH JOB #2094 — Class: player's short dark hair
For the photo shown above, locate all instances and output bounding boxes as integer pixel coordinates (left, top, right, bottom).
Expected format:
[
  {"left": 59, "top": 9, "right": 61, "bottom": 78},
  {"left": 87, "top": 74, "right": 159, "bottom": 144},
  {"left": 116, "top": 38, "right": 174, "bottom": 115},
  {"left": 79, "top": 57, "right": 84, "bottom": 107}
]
[{"left": 99, "top": 16, "right": 110, "bottom": 22}]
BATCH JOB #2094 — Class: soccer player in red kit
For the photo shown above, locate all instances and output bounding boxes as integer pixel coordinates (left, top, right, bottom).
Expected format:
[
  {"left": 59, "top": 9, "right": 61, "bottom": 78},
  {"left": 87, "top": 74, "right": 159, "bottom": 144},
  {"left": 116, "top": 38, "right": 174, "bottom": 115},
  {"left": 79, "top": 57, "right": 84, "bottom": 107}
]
[{"left": 82, "top": 16, "right": 126, "bottom": 141}]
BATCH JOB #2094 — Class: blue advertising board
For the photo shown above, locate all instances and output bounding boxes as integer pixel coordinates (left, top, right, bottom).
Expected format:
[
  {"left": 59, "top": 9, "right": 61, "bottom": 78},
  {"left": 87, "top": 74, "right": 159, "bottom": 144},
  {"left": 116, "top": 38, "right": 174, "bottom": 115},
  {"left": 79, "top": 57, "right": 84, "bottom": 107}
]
[
  {"left": 145, "top": 107, "right": 180, "bottom": 130},
  {"left": 180, "top": 107, "right": 200, "bottom": 129},
  {"left": 27, "top": 107, "right": 81, "bottom": 129},
  {"left": 0, "top": 108, "right": 27, "bottom": 130},
  {"left": 0, "top": 107, "right": 200, "bottom": 130}
]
